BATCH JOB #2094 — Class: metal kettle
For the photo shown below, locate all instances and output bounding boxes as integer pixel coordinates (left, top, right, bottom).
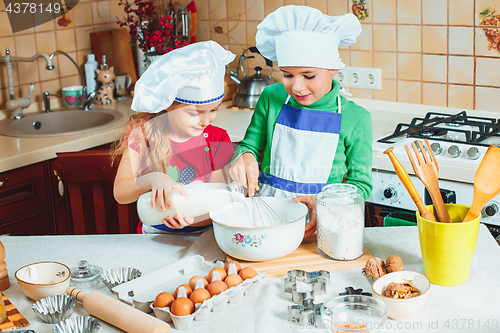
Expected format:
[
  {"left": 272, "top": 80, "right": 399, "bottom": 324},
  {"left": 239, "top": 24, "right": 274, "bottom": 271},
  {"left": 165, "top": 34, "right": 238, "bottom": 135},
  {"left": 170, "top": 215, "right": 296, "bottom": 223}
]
[{"left": 230, "top": 47, "right": 276, "bottom": 109}]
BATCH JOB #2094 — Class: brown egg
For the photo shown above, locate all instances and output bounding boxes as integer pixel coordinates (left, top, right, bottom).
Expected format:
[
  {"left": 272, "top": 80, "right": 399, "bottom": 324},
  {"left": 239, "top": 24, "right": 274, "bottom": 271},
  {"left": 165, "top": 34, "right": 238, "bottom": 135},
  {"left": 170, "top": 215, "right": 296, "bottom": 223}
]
[
  {"left": 207, "top": 280, "right": 228, "bottom": 296},
  {"left": 207, "top": 267, "right": 227, "bottom": 283},
  {"left": 189, "top": 287, "right": 211, "bottom": 305},
  {"left": 173, "top": 284, "right": 193, "bottom": 299},
  {"left": 224, "top": 261, "right": 242, "bottom": 273},
  {"left": 239, "top": 267, "right": 258, "bottom": 281},
  {"left": 170, "top": 297, "right": 194, "bottom": 316},
  {"left": 225, "top": 273, "right": 243, "bottom": 288},
  {"left": 188, "top": 276, "right": 208, "bottom": 291},
  {"left": 153, "top": 292, "right": 174, "bottom": 308}
]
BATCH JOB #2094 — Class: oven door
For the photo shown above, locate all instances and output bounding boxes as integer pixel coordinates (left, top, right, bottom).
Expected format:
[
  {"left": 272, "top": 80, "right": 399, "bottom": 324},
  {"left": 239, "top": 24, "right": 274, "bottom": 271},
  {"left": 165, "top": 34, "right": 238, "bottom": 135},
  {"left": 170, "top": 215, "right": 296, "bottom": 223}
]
[{"left": 366, "top": 170, "right": 457, "bottom": 228}]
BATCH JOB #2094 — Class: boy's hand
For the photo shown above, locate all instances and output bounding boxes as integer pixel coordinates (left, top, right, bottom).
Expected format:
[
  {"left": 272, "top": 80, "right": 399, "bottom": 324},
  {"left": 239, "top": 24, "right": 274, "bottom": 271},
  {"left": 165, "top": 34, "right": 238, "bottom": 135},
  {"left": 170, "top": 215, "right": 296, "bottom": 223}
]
[
  {"left": 293, "top": 195, "right": 317, "bottom": 239},
  {"left": 229, "top": 153, "right": 260, "bottom": 197}
]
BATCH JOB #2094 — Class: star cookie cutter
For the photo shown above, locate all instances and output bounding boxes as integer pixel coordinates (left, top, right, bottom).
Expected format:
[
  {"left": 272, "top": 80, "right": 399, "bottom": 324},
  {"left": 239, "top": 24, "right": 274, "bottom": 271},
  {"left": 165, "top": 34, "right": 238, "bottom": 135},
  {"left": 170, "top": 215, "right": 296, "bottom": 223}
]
[{"left": 284, "top": 269, "right": 330, "bottom": 304}]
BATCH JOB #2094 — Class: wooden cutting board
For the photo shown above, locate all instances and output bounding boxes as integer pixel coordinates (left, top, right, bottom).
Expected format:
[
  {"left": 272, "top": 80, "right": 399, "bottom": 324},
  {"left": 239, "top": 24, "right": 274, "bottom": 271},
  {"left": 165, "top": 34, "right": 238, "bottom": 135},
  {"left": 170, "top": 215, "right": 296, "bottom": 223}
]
[
  {"left": 90, "top": 28, "right": 137, "bottom": 84},
  {"left": 0, "top": 293, "right": 29, "bottom": 332},
  {"left": 226, "top": 239, "right": 372, "bottom": 278}
]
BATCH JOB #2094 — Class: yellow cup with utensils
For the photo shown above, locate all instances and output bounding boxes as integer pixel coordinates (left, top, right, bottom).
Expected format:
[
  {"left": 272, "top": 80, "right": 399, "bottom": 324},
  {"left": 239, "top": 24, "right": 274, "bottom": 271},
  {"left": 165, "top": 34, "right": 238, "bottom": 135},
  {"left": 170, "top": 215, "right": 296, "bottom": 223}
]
[{"left": 416, "top": 204, "right": 480, "bottom": 286}]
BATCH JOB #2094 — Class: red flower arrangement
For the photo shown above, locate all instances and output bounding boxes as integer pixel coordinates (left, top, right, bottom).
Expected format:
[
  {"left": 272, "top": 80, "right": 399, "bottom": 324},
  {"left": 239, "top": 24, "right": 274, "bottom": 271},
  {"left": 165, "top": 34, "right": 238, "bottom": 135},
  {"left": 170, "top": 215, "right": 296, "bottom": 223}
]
[{"left": 117, "top": 0, "right": 189, "bottom": 55}]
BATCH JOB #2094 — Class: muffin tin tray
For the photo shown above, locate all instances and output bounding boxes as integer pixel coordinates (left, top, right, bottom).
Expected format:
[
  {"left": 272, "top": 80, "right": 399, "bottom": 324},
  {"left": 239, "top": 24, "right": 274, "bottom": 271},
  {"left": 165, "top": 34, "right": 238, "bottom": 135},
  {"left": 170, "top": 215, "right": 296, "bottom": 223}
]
[{"left": 113, "top": 255, "right": 266, "bottom": 330}]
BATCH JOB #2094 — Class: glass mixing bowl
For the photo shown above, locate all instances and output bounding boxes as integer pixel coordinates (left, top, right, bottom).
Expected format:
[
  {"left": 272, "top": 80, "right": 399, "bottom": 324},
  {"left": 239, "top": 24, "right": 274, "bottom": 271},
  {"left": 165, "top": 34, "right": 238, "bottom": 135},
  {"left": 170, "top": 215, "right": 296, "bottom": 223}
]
[{"left": 320, "top": 295, "right": 387, "bottom": 333}]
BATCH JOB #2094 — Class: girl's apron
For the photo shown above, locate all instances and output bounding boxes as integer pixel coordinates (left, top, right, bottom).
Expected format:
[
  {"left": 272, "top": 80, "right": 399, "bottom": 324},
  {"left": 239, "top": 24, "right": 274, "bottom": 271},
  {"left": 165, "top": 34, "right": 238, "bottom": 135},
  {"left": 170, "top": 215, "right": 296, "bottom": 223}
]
[{"left": 258, "top": 95, "right": 342, "bottom": 198}]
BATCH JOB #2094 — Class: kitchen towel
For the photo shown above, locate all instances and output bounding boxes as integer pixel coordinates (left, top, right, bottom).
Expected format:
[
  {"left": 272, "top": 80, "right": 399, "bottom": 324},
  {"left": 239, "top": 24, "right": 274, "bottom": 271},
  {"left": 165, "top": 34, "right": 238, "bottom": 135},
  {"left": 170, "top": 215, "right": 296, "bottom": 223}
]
[{"left": 383, "top": 211, "right": 418, "bottom": 227}]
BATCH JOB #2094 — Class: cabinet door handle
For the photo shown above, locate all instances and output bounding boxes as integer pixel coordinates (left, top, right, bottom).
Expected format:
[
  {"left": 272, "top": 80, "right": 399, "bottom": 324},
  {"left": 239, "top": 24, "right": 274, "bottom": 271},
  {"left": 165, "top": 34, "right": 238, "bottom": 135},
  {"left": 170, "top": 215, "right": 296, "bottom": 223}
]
[
  {"left": 0, "top": 178, "right": 8, "bottom": 187},
  {"left": 53, "top": 170, "right": 64, "bottom": 197}
]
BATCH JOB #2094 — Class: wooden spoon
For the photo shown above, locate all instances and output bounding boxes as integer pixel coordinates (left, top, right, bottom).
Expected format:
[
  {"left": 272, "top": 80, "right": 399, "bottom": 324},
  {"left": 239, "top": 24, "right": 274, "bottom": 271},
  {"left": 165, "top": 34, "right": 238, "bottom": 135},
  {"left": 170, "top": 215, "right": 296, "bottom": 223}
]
[
  {"left": 384, "top": 147, "right": 437, "bottom": 221},
  {"left": 464, "top": 145, "right": 500, "bottom": 222}
]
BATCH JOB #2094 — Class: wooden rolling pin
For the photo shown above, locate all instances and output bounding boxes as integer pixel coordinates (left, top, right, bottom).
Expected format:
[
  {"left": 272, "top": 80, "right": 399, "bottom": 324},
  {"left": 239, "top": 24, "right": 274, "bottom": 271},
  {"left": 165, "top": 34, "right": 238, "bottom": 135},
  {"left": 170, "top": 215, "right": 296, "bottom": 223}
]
[
  {"left": 384, "top": 147, "right": 437, "bottom": 222},
  {"left": 67, "top": 288, "right": 171, "bottom": 333}
]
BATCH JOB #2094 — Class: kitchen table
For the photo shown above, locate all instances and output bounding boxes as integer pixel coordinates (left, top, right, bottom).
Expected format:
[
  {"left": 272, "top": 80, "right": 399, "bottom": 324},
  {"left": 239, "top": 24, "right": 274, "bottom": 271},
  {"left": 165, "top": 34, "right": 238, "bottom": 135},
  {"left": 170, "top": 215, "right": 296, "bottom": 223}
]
[{"left": 2, "top": 225, "right": 500, "bottom": 333}]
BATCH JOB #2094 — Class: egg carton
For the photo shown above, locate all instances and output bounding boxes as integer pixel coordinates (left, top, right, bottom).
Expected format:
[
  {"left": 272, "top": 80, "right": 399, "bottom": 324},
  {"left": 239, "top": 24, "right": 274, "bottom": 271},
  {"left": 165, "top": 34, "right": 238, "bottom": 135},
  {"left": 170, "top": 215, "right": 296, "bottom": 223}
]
[{"left": 113, "top": 255, "right": 266, "bottom": 330}]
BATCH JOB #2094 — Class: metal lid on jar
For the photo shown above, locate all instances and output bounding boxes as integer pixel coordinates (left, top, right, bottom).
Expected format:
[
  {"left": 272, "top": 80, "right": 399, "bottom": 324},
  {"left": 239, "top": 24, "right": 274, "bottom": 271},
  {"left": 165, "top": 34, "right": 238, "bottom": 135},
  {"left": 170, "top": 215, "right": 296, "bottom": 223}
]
[
  {"left": 70, "top": 260, "right": 103, "bottom": 289},
  {"left": 317, "top": 184, "right": 364, "bottom": 205}
]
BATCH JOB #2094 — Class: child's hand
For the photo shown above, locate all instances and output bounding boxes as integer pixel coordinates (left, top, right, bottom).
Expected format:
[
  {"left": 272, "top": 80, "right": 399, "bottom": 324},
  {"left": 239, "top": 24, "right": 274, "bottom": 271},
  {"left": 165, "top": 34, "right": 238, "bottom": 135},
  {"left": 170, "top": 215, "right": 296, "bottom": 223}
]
[
  {"left": 162, "top": 215, "right": 195, "bottom": 229},
  {"left": 135, "top": 172, "right": 186, "bottom": 210},
  {"left": 293, "top": 196, "right": 317, "bottom": 239},
  {"left": 229, "top": 153, "right": 260, "bottom": 197}
]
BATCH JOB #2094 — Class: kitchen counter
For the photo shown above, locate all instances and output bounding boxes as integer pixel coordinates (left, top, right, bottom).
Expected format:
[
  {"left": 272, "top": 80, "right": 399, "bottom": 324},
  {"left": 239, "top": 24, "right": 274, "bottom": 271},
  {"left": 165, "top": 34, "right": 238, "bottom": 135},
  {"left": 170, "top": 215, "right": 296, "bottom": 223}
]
[{"left": 2, "top": 225, "right": 500, "bottom": 333}]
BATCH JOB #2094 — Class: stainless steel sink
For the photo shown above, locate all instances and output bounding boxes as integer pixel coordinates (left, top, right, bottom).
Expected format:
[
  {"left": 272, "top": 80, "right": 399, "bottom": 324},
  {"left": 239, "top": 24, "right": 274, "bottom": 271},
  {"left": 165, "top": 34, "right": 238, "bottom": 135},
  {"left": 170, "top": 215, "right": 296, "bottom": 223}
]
[{"left": 0, "top": 108, "right": 125, "bottom": 138}]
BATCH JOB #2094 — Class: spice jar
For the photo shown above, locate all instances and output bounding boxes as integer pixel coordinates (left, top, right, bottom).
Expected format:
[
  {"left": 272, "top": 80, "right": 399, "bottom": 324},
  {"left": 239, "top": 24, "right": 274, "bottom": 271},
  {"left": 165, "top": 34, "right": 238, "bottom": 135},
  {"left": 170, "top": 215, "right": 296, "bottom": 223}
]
[
  {"left": 70, "top": 260, "right": 103, "bottom": 290},
  {"left": 316, "top": 184, "right": 364, "bottom": 260}
]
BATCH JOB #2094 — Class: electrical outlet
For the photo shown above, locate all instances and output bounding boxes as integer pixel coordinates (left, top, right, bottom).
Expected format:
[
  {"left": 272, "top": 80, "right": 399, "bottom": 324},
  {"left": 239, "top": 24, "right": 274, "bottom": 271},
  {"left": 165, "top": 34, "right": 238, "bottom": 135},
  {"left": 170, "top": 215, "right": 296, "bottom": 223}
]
[
  {"left": 363, "top": 68, "right": 382, "bottom": 90},
  {"left": 348, "top": 67, "right": 363, "bottom": 88},
  {"left": 334, "top": 69, "right": 346, "bottom": 85},
  {"left": 336, "top": 66, "right": 382, "bottom": 90}
]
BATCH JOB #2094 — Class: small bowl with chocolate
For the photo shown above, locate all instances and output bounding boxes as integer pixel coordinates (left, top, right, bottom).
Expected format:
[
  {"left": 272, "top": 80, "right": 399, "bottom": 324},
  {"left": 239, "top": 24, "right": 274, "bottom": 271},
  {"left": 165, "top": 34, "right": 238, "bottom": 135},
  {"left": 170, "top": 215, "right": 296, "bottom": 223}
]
[{"left": 372, "top": 271, "right": 431, "bottom": 320}]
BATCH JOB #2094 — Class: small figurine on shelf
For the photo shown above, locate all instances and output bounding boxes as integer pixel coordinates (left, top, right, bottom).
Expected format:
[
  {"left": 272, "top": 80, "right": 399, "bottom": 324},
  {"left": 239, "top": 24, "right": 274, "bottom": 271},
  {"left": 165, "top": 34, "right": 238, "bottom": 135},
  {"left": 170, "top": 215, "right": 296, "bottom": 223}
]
[{"left": 95, "top": 66, "right": 116, "bottom": 105}]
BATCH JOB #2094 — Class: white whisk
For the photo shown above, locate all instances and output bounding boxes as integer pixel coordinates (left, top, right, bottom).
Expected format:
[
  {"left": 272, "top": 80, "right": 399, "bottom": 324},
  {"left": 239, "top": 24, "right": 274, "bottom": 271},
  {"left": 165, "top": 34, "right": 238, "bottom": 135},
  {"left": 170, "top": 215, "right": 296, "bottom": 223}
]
[
  {"left": 226, "top": 182, "right": 283, "bottom": 228},
  {"left": 250, "top": 189, "right": 283, "bottom": 228}
]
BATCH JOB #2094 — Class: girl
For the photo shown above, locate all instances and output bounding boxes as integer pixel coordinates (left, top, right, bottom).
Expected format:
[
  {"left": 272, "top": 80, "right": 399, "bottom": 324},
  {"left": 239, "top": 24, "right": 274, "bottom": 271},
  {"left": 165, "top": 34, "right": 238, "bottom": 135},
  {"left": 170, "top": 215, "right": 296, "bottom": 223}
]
[
  {"left": 229, "top": 6, "right": 373, "bottom": 239},
  {"left": 113, "top": 41, "right": 236, "bottom": 234}
]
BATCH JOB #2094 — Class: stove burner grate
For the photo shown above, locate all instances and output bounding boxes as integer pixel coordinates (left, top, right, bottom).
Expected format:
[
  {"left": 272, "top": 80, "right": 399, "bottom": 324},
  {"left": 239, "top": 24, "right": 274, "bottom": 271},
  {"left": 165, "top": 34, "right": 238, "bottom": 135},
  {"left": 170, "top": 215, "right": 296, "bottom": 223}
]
[
  {"left": 378, "top": 111, "right": 500, "bottom": 146},
  {"left": 407, "top": 127, "right": 448, "bottom": 138}
]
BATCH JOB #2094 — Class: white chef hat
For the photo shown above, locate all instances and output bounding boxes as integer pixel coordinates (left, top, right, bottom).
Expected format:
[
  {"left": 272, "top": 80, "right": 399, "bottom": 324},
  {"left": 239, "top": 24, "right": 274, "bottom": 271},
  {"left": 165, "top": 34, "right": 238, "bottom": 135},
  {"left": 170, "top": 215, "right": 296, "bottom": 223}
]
[
  {"left": 131, "top": 41, "right": 236, "bottom": 113},
  {"left": 256, "top": 6, "right": 361, "bottom": 70}
]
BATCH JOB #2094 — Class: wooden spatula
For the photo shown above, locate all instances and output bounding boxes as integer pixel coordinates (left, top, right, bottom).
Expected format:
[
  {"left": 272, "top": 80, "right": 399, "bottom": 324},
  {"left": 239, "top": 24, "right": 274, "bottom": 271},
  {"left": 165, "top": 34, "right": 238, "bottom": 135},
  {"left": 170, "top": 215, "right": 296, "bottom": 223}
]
[
  {"left": 464, "top": 145, "right": 500, "bottom": 222},
  {"left": 384, "top": 147, "right": 437, "bottom": 221}
]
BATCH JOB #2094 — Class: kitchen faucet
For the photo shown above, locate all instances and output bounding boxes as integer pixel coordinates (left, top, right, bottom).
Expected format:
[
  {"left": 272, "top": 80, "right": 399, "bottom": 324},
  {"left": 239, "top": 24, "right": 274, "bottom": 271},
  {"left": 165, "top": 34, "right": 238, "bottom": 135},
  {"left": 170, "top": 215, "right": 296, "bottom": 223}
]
[
  {"left": 0, "top": 48, "right": 54, "bottom": 119},
  {"left": 49, "top": 50, "right": 96, "bottom": 111}
]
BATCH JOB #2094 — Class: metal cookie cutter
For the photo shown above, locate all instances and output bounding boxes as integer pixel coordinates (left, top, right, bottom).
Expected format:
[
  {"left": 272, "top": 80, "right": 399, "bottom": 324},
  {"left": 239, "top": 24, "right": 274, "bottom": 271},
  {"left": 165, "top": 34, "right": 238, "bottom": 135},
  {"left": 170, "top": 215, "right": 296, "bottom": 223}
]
[
  {"left": 288, "top": 298, "right": 325, "bottom": 329},
  {"left": 287, "top": 285, "right": 372, "bottom": 329},
  {"left": 284, "top": 269, "right": 330, "bottom": 304}
]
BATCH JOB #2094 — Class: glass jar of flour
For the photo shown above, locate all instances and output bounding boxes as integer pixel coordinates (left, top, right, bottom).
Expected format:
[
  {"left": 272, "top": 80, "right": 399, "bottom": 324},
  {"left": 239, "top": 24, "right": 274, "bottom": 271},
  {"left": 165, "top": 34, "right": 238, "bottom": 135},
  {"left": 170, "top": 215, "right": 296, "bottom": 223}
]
[{"left": 316, "top": 184, "right": 364, "bottom": 260}]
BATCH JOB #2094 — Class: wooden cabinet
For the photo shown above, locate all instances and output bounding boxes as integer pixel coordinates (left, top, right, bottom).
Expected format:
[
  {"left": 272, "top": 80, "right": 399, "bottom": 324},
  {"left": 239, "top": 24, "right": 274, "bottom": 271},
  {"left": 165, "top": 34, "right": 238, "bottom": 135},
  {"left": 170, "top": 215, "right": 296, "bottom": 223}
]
[
  {"left": 0, "top": 162, "right": 54, "bottom": 235},
  {"left": 48, "top": 157, "right": 72, "bottom": 235},
  {"left": 0, "top": 142, "right": 138, "bottom": 236},
  {"left": 57, "top": 150, "right": 139, "bottom": 235},
  {"left": 0, "top": 212, "right": 52, "bottom": 235}
]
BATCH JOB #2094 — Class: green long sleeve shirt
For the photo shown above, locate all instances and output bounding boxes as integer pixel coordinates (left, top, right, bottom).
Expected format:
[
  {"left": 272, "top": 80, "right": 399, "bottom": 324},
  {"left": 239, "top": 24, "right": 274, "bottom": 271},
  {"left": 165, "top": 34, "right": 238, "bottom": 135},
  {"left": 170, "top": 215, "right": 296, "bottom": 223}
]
[{"left": 234, "top": 80, "right": 373, "bottom": 200}]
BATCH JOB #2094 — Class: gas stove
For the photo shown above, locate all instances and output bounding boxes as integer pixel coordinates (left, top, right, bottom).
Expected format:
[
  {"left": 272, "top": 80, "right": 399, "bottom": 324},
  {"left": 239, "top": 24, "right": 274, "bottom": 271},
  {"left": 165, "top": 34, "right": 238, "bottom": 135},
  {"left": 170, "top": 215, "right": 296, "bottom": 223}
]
[
  {"left": 368, "top": 111, "right": 500, "bottom": 235},
  {"left": 375, "top": 111, "right": 500, "bottom": 165}
]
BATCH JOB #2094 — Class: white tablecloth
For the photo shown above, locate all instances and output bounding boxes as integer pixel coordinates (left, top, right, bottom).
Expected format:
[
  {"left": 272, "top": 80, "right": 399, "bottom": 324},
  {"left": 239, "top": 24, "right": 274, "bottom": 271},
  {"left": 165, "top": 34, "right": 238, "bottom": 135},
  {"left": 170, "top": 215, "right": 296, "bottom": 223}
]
[{"left": 2, "top": 225, "right": 499, "bottom": 333}]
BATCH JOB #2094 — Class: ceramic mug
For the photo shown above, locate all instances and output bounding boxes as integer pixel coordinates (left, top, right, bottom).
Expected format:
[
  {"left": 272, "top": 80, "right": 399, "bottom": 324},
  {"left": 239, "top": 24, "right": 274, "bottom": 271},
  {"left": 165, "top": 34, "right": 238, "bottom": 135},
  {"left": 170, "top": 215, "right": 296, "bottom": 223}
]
[
  {"left": 114, "top": 74, "right": 132, "bottom": 97},
  {"left": 62, "top": 86, "right": 83, "bottom": 107}
]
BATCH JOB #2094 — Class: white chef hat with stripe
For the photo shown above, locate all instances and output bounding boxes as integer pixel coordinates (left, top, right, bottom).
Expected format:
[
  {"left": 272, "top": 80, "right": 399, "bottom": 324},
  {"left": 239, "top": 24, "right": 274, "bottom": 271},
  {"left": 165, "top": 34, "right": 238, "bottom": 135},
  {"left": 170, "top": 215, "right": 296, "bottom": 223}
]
[
  {"left": 132, "top": 41, "right": 236, "bottom": 113},
  {"left": 256, "top": 6, "right": 362, "bottom": 70}
]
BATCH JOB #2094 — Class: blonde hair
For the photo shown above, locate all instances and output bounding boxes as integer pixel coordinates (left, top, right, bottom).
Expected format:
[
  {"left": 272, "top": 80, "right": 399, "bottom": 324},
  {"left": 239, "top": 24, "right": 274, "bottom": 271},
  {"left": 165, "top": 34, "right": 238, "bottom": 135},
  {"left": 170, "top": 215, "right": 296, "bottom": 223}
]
[{"left": 112, "top": 110, "right": 172, "bottom": 177}]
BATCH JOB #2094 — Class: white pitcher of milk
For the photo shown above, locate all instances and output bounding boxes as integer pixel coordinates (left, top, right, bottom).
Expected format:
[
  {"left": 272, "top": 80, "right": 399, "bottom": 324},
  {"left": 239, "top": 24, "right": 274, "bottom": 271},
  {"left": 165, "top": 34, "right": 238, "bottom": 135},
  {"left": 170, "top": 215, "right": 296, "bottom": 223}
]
[{"left": 137, "top": 183, "right": 245, "bottom": 226}]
